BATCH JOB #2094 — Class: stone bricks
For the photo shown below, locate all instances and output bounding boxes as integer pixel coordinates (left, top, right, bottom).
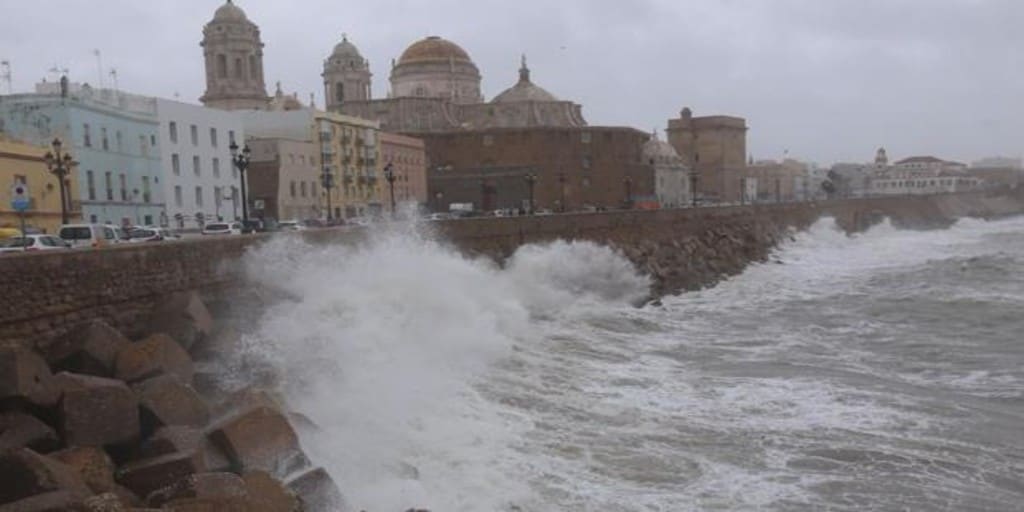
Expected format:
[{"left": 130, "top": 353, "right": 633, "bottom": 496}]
[
  {"left": 115, "top": 451, "right": 206, "bottom": 500},
  {"left": 54, "top": 373, "right": 139, "bottom": 447},
  {"left": 40, "top": 320, "right": 130, "bottom": 377},
  {"left": 208, "top": 406, "right": 308, "bottom": 477},
  {"left": 133, "top": 375, "right": 209, "bottom": 432},
  {"left": 146, "top": 472, "right": 247, "bottom": 508},
  {"left": 113, "top": 334, "right": 194, "bottom": 385},
  {"left": 0, "top": 448, "right": 91, "bottom": 506},
  {"left": 285, "top": 467, "right": 346, "bottom": 512},
  {"left": 148, "top": 292, "right": 213, "bottom": 352},
  {"left": 243, "top": 471, "right": 299, "bottom": 512},
  {"left": 0, "top": 412, "right": 59, "bottom": 453},
  {"left": 0, "top": 348, "right": 60, "bottom": 408},
  {"left": 49, "top": 447, "right": 117, "bottom": 494}
]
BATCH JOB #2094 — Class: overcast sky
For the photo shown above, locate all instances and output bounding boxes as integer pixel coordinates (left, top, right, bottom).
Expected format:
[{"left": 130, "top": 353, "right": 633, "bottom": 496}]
[{"left": 2, "top": 0, "right": 1022, "bottom": 165}]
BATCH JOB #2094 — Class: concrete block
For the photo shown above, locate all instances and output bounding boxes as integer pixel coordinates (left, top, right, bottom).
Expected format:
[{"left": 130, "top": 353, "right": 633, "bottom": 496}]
[
  {"left": 50, "top": 447, "right": 117, "bottom": 494},
  {"left": 113, "top": 334, "right": 193, "bottom": 384},
  {"left": 243, "top": 471, "right": 300, "bottom": 512},
  {"left": 285, "top": 467, "right": 346, "bottom": 512},
  {"left": 0, "top": 448, "right": 91, "bottom": 506},
  {"left": 0, "top": 412, "right": 59, "bottom": 453},
  {"left": 115, "top": 451, "right": 205, "bottom": 501},
  {"left": 135, "top": 426, "right": 231, "bottom": 474},
  {"left": 148, "top": 292, "right": 213, "bottom": 352},
  {"left": 146, "top": 472, "right": 246, "bottom": 508},
  {"left": 54, "top": 373, "right": 139, "bottom": 447},
  {"left": 133, "top": 376, "right": 209, "bottom": 432},
  {"left": 0, "top": 349, "right": 60, "bottom": 408},
  {"left": 208, "top": 406, "right": 308, "bottom": 477},
  {"left": 42, "top": 320, "right": 130, "bottom": 377}
]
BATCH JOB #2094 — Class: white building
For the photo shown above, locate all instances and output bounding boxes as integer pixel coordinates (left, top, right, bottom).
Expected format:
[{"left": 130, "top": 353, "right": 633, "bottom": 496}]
[
  {"left": 642, "top": 132, "right": 691, "bottom": 208},
  {"left": 870, "top": 175, "right": 981, "bottom": 196},
  {"left": 155, "top": 99, "right": 245, "bottom": 228}
]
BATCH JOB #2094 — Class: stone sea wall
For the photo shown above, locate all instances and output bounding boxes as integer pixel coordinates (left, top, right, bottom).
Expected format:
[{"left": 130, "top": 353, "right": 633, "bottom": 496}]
[{"left": 1, "top": 189, "right": 1022, "bottom": 352}]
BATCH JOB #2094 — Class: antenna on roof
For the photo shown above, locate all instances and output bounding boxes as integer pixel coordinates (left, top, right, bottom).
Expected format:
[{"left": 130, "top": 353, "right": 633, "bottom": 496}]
[
  {"left": 93, "top": 49, "right": 105, "bottom": 88},
  {"left": 109, "top": 68, "right": 119, "bottom": 92}
]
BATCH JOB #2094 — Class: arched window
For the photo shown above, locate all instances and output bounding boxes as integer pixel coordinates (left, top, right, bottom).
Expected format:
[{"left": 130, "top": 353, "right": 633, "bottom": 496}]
[
  {"left": 335, "top": 83, "right": 344, "bottom": 103},
  {"left": 234, "top": 58, "right": 243, "bottom": 79},
  {"left": 216, "top": 55, "right": 227, "bottom": 78},
  {"left": 249, "top": 55, "right": 258, "bottom": 80}
]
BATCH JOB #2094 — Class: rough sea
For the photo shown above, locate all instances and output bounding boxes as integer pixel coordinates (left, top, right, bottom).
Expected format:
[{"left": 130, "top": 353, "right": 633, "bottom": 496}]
[{"left": 235, "top": 215, "right": 1024, "bottom": 511}]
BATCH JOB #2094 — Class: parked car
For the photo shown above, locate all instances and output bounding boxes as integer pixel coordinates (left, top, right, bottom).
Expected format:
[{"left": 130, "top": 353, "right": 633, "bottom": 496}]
[
  {"left": 425, "top": 213, "right": 452, "bottom": 221},
  {"left": 278, "top": 220, "right": 307, "bottom": 232},
  {"left": 0, "top": 234, "right": 71, "bottom": 253},
  {"left": 128, "top": 227, "right": 173, "bottom": 242},
  {"left": 59, "top": 224, "right": 118, "bottom": 248},
  {"left": 201, "top": 222, "right": 243, "bottom": 235},
  {"left": 107, "top": 225, "right": 132, "bottom": 243}
]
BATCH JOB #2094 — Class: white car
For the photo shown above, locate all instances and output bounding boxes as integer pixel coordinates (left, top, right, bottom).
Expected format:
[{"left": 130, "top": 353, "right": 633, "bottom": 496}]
[
  {"left": 201, "top": 222, "right": 243, "bottom": 235},
  {"left": 278, "top": 220, "right": 307, "bottom": 232},
  {"left": 0, "top": 234, "right": 72, "bottom": 253},
  {"left": 59, "top": 224, "right": 118, "bottom": 248}
]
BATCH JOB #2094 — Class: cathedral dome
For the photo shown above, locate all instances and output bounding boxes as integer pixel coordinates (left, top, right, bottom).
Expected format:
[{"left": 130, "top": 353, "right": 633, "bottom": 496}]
[
  {"left": 397, "top": 36, "right": 474, "bottom": 65},
  {"left": 332, "top": 35, "right": 362, "bottom": 58},
  {"left": 492, "top": 56, "right": 559, "bottom": 103},
  {"left": 643, "top": 132, "right": 685, "bottom": 167},
  {"left": 212, "top": 0, "right": 248, "bottom": 22}
]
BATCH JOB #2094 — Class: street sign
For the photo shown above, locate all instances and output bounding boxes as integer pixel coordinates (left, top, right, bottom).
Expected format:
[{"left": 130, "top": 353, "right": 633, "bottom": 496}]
[{"left": 10, "top": 182, "right": 30, "bottom": 212}]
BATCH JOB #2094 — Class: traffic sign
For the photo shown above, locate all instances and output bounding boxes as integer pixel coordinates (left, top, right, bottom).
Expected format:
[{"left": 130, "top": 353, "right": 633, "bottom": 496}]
[{"left": 10, "top": 182, "right": 30, "bottom": 212}]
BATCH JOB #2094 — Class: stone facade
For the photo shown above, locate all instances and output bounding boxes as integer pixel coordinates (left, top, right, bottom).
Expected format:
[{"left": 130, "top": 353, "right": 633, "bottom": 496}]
[
  {"left": 200, "top": 1, "right": 269, "bottom": 111},
  {"left": 666, "top": 107, "right": 748, "bottom": 204},
  {"left": 420, "top": 127, "right": 653, "bottom": 212},
  {"left": 0, "top": 135, "right": 80, "bottom": 233},
  {"left": 322, "top": 36, "right": 372, "bottom": 112},
  {"left": 246, "top": 137, "right": 321, "bottom": 221},
  {"left": 379, "top": 132, "right": 428, "bottom": 211},
  {"left": 642, "top": 132, "right": 691, "bottom": 208}
]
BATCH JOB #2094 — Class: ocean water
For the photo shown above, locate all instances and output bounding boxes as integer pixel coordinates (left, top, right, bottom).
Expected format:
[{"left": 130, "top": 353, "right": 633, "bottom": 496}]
[{"left": 236, "top": 216, "right": 1024, "bottom": 512}]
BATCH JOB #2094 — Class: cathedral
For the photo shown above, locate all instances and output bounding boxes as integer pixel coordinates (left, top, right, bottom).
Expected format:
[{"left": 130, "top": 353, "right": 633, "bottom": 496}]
[{"left": 199, "top": 1, "right": 587, "bottom": 132}]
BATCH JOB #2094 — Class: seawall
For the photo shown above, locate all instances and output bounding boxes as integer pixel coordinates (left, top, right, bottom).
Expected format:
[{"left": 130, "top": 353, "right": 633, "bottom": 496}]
[{"left": 1, "top": 188, "right": 1022, "bottom": 352}]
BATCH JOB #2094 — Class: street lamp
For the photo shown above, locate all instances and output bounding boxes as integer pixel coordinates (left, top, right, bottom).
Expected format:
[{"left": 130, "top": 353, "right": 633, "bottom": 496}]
[
  {"left": 558, "top": 173, "right": 566, "bottom": 212},
  {"left": 434, "top": 191, "right": 444, "bottom": 213},
  {"left": 623, "top": 175, "right": 633, "bottom": 209},
  {"left": 43, "top": 138, "right": 74, "bottom": 224},
  {"left": 383, "top": 162, "right": 397, "bottom": 217},
  {"left": 321, "top": 165, "right": 334, "bottom": 221},
  {"left": 229, "top": 141, "right": 251, "bottom": 224},
  {"left": 524, "top": 173, "right": 537, "bottom": 215}
]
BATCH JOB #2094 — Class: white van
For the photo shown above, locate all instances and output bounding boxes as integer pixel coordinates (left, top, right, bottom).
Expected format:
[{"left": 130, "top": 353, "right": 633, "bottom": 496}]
[{"left": 58, "top": 224, "right": 118, "bottom": 248}]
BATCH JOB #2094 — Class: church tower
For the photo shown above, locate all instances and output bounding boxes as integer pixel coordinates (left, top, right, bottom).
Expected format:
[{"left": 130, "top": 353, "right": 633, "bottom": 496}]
[
  {"left": 200, "top": 0, "right": 269, "bottom": 110},
  {"left": 323, "top": 35, "right": 372, "bottom": 112}
]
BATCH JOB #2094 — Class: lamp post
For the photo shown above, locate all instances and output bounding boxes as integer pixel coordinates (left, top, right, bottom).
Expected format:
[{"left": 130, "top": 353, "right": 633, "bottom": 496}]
[
  {"left": 434, "top": 191, "right": 444, "bottom": 213},
  {"left": 479, "top": 179, "right": 488, "bottom": 212},
  {"left": 623, "top": 175, "right": 633, "bottom": 209},
  {"left": 690, "top": 173, "right": 699, "bottom": 207},
  {"left": 558, "top": 172, "right": 566, "bottom": 212},
  {"left": 321, "top": 165, "right": 334, "bottom": 221},
  {"left": 43, "top": 138, "right": 74, "bottom": 224},
  {"left": 524, "top": 173, "right": 537, "bottom": 215},
  {"left": 383, "top": 162, "right": 396, "bottom": 217},
  {"left": 229, "top": 141, "right": 251, "bottom": 224}
]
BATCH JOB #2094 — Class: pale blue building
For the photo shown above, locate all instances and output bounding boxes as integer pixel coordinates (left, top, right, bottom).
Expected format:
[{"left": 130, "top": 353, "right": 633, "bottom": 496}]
[{"left": 0, "top": 82, "right": 167, "bottom": 226}]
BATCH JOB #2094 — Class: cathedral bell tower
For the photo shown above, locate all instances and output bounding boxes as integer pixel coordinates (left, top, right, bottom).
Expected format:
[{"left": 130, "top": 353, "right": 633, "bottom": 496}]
[
  {"left": 322, "top": 34, "right": 372, "bottom": 112},
  {"left": 200, "top": 0, "right": 269, "bottom": 110}
]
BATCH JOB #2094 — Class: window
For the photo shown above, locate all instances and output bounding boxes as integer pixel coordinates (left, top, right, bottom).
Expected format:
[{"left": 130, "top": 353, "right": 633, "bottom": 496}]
[
  {"left": 142, "top": 177, "right": 151, "bottom": 203},
  {"left": 195, "top": 186, "right": 203, "bottom": 207},
  {"left": 83, "top": 124, "right": 92, "bottom": 147},
  {"left": 213, "top": 158, "right": 221, "bottom": 178},
  {"left": 119, "top": 174, "right": 127, "bottom": 201},
  {"left": 335, "top": 83, "right": 344, "bottom": 103},
  {"left": 290, "top": 181, "right": 296, "bottom": 197},
  {"left": 228, "top": 130, "right": 236, "bottom": 145},
  {"left": 582, "top": 156, "right": 592, "bottom": 169},
  {"left": 581, "top": 132, "right": 592, "bottom": 144},
  {"left": 249, "top": 55, "right": 258, "bottom": 80},
  {"left": 217, "top": 55, "right": 227, "bottom": 78},
  {"left": 210, "top": 128, "right": 218, "bottom": 147},
  {"left": 312, "top": 183, "right": 317, "bottom": 198},
  {"left": 234, "top": 58, "right": 243, "bottom": 79},
  {"left": 171, "top": 154, "right": 180, "bottom": 175},
  {"left": 214, "top": 186, "right": 222, "bottom": 211},
  {"left": 190, "top": 125, "right": 198, "bottom": 146},
  {"left": 144, "top": 215, "right": 153, "bottom": 226},
  {"left": 151, "top": 135, "right": 156, "bottom": 146},
  {"left": 86, "top": 171, "right": 96, "bottom": 200},
  {"left": 116, "top": 131, "right": 123, "bottom": 152},
  {"left": 101, "top": 128, "right": 108, "bottom": 151},
  {"left": 90, "top": 214, "right": 98, "bottom": 224},
  {"left": 169, "top": 122, "right": 178, "bottom": 143},
  {"left": 139, "top": 135, "right": 148, "bottom": 157},
  {"left": 301, "top": 182, "right": 307, "bottom": 198},
  {"left": 104, "top": 172, "right": 113, "bottom": 200},
  {"left": 174, "top": 186, "right": 183, "bottom": 207},
  {"left": 193, "top": 156, "right": 201, "bottom": 177},
  {"left": 13, "top": 174, "right": 26, "bottom": 185}
]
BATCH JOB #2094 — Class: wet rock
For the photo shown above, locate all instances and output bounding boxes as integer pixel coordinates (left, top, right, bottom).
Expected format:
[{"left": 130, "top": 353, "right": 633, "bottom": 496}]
[
  {"left": 132, "top": 375, "right": 209, "bottom": 433},
  {"left": 243, "top": 471, "right": 300, "bottom": 512},
  {"left": 285, "top": 467, "right": 346, "bottom": 512},
  {"left": 44, "top": 321, "right": 130, "bottom": 377},
  {"left": 0, "top": 448, "right": 91, "bottom": 507},
  {"left": 49, "top": 447, "right": 117, "bottom": 494},
  {"left": 208, "top": 406, "right": 308, "bottom": 477},
  {"left": 81, "top": 492, "right": 129, "bottom": 511},
  {"left": 115, "top": 450, "right": 206, "bottom": 500},
  {"left": 0, "top": 348, "right": 60, "bottom": 408},
  {"left": 148, "top": 292, "right": 213, "bottom": 352},
  {"left": 145, "top": 472, "right": 247, "bottom": 508},
  {"left": 0, "top": 411, "right": 60, "bottom": 453},
  {"left": 135, "top": 426, "right": 232, "bottom": 474},
  {"left": 54, "top": 373, "right": 139, "bottom": 447},
  {"left": 113, "top": 334, "right": 194, "bottom": 385}
]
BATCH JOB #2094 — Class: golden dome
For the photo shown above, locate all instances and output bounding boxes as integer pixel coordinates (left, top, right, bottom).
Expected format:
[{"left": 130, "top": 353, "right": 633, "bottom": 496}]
[{"left": 397, "top": 36, "right": 474, "bottom": 66}]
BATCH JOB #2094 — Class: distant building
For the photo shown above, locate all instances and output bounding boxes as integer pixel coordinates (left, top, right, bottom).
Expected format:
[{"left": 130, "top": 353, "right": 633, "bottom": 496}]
[
  {"left": 379, "top": 132, "right": 428, "bottom": 212},
  {"left": 246, "top": 137, "right": 321, "bottom": 221},
  {"left": 744, "top": 159, "right": 809, "bottom": 203},
  {"left": 665, "top": 107, "right": 748, "bottom": 204},
  {"left": 969, "top": 156, "right": 1022, "bottom": 188},
  {"left": 641, "top": 131, "right": 690, "bottom": 208},
  {"left": 200, "top": 0, "right": 270, "bottom": 110},
  {"left": 0, "top": 135, "right": 80, "bottom": 233},
  {"left": 0, "top": 83, "right": 165, "bottom": 226}
]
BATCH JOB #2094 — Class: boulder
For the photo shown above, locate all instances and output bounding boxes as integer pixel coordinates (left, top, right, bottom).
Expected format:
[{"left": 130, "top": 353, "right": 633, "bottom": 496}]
[
  {"left": 147, "top": 292, "right": 213, "bottom": 352},
  {"left": 42, "top": 321, "right": 130, "bottom": 377},
  {"left": 50, "top": 447, "right": 117, "bottom": 494},
  {"left": 135, "top": 426, "right": 232, "bottom": 474},
  {"left": 54, "top": 373, "right": 139, "bottom": 447},
  {"left": 0, "top": 411, "right": 60, "bottom": 453},
  {"left": 133, "top": 376, "right": 209, "bottom": 433},
  {"left": 285, "top": 467, "right": 346, "bottom": 512},
  {"left": 0, "top": 490, "right": 87, "bottom": 511},
  {"left": 243, "top": 471, "right": 299, "bottom": 512},
  {"left": 0, "top": 348, "right": 60, "bottom": 408},
  {"left": 81, "top": 492, "right": 129, "bottom": 512},
  {"left": 208, "top": 406, "right": 307, "bottom": 477},
  {"left": 0, "top": 448, "right": 91, "bottom": 506},
  {"left": 115, "top": 451, "right": 205, "bottom": 500},
  {"left": 146, "top": 472, "right": 247, "bottom": 508},
  {"left": 113, "top": 334, "right": 193, "bottom": 385}
]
